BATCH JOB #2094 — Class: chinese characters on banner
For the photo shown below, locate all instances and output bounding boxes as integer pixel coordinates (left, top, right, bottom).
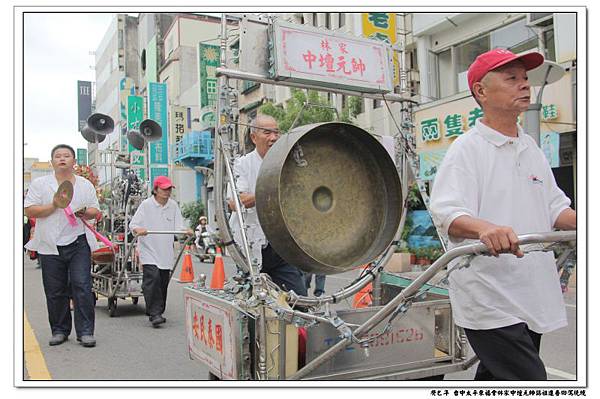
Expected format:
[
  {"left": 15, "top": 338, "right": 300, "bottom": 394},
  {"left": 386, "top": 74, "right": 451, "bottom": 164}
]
[
  {"left": 77, "top": 80, "right": 92, "bottom": 131},
  {"left": 148, "top": 82, "right": 169, "bottom": 167},
  {"left": 170, "top": 106, "right": 189, "bottom": 146},
  {"left": 127, "top": 95, "right": 145, "bottom": 180},
  {"left": 120, "top": 78, "right": 136, "bottom": 151},
  {"left": 361, "top": 13, "right": 400, "bottom": 87},
  {"left": 198, "top": 43, "right": 220, "bottom": 128},
  {"left": 273, "top": 21, "right": 393, "bottom": 92}
]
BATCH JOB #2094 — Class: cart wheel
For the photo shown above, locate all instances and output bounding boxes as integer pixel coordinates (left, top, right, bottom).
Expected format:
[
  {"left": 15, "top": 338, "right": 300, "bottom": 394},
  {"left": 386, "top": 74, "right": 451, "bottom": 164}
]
[
  {"left": 132, "top": 297, "right": 139, "bottom": 305},
  {"left": 108, "top": 298, "right": 117, "bottom": 317}
]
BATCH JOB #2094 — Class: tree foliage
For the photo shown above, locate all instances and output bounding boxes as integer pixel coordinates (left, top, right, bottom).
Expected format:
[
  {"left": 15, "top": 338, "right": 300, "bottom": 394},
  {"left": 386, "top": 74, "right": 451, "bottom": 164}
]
[
  {"left": 181, "top": 200, "right": 205, "bottom": 230},
  {"left": 258, "top": 89, "right": 362, "bottom": 132}
]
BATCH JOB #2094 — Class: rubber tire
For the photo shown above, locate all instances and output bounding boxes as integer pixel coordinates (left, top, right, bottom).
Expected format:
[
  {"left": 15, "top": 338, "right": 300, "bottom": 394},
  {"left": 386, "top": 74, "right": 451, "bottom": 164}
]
[{"left": 108, "top": 297, "right": 117, "bottom": 317}]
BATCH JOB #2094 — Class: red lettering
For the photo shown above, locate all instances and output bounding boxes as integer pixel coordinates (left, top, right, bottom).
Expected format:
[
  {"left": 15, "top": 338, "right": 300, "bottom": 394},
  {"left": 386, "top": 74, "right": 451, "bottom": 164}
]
[
  {"left": 321, "top": 39, "right": 331, "bottom": 52},
  {"left": 200, "top": 315, "right": 207, "bottom": 344},
  {"left": 319, "top": 53, "right": 336, "bottom": 73},
  {"left": 338, "top": 42, "right": 349, "bottom": 54},
  {"left": 336, "top": 56, "right": 352, "bottom": 75},
  {"left": 303, "top": 50, "right": 317, "bottom": 69},
  {"left": 352, "top": 58, "right": 366, "bottom": 76},
  {"left": 208, "top": 319, "right": 215, "bottom": 349},
  {"left": 192, "top": 312, "right": 199, "bottom": 340},
  {"left": 215, "top": 324, "right": 223, "bottom": 353}
]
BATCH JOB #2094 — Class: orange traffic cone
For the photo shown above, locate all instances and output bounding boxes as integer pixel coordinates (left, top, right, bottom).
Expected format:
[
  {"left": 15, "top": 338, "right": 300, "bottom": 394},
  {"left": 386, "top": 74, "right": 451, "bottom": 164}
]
[
  {"left": 178, "top": 245, "right": 195, "bottom": 283},
  {"left": 352, "top": 282, "right": 373, "bottom": 308},
  {"left": 210, "top": 247, "right": 225, "bottom": 289},
  {"left": 352, "top": 264, "right": 373, "bottom": 308}
]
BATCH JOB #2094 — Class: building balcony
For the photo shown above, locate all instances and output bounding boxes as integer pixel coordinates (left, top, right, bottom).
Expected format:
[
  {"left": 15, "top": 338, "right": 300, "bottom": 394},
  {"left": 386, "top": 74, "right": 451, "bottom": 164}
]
[{"left": 171, "top": 130, "right": 213, "bottom": 169}]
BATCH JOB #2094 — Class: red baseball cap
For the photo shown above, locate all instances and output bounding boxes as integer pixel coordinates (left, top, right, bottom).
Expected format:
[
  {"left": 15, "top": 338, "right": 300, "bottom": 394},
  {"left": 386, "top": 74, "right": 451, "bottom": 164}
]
[
  {"left": 153, "top": 175, "right": 175, "bottom": 190},
  {"left": 467, "top": 48, "right": 544, "bottom": 92}
]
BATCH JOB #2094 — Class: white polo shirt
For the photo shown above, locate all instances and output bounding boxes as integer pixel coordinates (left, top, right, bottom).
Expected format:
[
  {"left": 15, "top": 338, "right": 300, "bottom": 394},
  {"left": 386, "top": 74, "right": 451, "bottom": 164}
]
[
  {"left": 129, "top": 196, "right": 186, "bottom": 270},
  {"left": 430, "top": 120, "right": 571, "bottom": 333},
  {"left": 24, "top": 174, "right": 100, "bottom": 255},
  {"left": 228, "top": 149, "right": 268, "bottom": 263}
]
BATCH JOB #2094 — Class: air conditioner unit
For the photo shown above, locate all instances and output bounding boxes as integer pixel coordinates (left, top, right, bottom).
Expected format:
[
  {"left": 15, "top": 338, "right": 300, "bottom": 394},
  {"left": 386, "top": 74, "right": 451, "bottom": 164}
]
[{"left": 527, "top": 13, "right": 554, "bottom": 27}]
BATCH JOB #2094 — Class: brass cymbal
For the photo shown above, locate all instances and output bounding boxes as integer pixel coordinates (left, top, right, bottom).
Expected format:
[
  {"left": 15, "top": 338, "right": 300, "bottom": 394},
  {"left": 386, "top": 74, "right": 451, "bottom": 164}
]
[
  {"left": 54, "top": 180, "right": 74, "bottom": 209},
  {"left": 256, "top": 122, "right": 402, "bottom": 275}
]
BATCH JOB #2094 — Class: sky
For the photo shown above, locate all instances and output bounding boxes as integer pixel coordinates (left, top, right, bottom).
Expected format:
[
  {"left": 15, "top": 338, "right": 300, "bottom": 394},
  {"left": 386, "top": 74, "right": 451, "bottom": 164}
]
[{"left": 23, "top": 13, "right": 116, "bottom": 162}]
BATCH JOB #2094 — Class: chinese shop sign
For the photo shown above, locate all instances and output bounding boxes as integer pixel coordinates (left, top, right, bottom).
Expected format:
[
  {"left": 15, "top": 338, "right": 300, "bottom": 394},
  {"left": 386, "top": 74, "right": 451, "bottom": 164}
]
[
  {"left": 170, "top": 106, "right": 189, "bottom": 145},
  {"left": 419, "top": 107, "right": 483, "bottom": 142},
  {"left": 362, "top": 13, "right": 400, "bottom": 86},
  {"left": 198, "top": 43, "right": 220, "bottom": 128},
  {"left": 270, "top": 20, "right": 393, "bottom": 93}
]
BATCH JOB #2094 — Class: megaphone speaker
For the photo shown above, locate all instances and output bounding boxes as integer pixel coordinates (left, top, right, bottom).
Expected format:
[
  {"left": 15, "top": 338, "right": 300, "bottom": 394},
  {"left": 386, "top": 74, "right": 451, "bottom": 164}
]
[
  {"left": 139, "top": 119, "right": 162, "bottom": 142},
  {"left": 127, "top": 130, "right": 146, "bottom": 151},
  {"left": 80, "top": 113, "right": 115, "bottom": 143}
]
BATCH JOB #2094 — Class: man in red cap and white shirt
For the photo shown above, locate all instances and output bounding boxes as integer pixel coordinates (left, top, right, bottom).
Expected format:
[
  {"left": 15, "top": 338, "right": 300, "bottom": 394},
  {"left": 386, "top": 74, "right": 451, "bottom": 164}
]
[
  {"left": 129, "top": 176, "right": 193, "bottom": 327},
  {"left": 430, "top": 49, "right": 576, "bottom": 380}
]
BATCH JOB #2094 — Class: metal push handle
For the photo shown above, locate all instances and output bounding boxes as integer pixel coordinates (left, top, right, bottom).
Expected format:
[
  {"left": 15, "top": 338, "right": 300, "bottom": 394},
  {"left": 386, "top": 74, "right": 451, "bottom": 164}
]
[{"left": 289, "top": 230, "right": 576, "bottom": 380}]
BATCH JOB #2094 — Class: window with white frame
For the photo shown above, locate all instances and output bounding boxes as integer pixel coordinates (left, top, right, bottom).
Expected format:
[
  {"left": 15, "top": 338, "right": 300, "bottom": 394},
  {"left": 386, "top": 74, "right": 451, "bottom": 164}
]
[{"left": 435, "top": 18, "right": 540, "bottom": 97}]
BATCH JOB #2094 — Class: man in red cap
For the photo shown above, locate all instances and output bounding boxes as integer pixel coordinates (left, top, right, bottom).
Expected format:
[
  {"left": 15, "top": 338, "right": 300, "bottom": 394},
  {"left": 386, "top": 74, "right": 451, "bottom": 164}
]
[
  {"left": 430, "top": 49, "right": 576, "bottom": 380},
  {"left": 130, "top": 176, "right": 193, "bottom": 327}
]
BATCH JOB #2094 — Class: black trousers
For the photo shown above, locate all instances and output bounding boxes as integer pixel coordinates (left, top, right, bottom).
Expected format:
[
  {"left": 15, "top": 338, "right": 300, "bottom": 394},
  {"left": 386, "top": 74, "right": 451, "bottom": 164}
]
[
  {"left": 39, "top": 235, "right": 94, "bottom": 337},
  {"left": 261, "top": 244, "right": 307, "bottom": 296},
  {"left": 464, "top": 322, "right": 546, "bottom": 380},
  {"left": 142, "top": 264, "right": 170, "bottom": 317}
]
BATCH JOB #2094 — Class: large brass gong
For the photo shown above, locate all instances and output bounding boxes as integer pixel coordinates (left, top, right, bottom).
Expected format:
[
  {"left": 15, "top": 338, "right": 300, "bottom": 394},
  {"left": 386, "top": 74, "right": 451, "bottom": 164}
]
[{"left": 256, "top": 122, "right": 402, "bottom": 275}]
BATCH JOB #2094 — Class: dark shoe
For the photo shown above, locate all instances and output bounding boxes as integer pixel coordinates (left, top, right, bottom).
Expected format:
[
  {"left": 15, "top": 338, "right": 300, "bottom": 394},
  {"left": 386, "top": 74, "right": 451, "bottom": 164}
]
[
  {"left": 77, "top": 335, "right": 96, "bottom": 347},
  {"left": 49, "top": 334, "right": 67, "bottom": 346},
  {"left": 150, "top": 315, "right": 166, "bottom": 327},
  {"left": 314, "top": 291, "right": 324, "bottom": 297}
]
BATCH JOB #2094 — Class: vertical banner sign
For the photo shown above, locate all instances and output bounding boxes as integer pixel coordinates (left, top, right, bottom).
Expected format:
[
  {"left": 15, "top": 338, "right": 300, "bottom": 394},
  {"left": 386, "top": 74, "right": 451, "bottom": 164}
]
[
  {"left": 77, "top": 80, "right": 92, "bottom": 131},
  {"left": 541, "top": 131, "right": 560, "bottom": 168},
  {"left": 76, "top": 148, "right": 88, "bottom": 166},
  {"left": 362, "top": 13, "right": 399, "bottom": 87},
  {"left": 150, "top": 167, "right": 169, "bottom": 185},
  {"left": 148, "top": 82, "right": 169, "bottom": 167},
  {"left": 170, "top": 106, "right": 189, "bottom": 146},
  {"left": 120, "top": 78, "right": 135, "bottom": 150},
  {"left": 127, "top": 95, "right": 145, "bottom": 180},
  {"left": 198, "top": 43, "right": 220, "bottom": 128}
]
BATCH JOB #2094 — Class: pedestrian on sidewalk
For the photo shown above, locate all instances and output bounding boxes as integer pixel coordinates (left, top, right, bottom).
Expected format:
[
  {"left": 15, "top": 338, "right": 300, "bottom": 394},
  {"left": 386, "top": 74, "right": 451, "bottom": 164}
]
[
  {"left": 129, "top": 176, "right": 193, "bottom": 328},
  {"left": 429, "top": 49, "right": 576, "bottom": 380},
  {"left": 24, "top": 144, "right": 100, "bottom": 348}
]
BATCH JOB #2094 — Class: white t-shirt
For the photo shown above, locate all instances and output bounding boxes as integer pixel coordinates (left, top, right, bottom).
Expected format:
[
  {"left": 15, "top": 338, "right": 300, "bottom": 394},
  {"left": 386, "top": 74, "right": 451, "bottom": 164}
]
[
  {"left": 129, "top": 196, "right": 186, "bottom": 270},
  {"left": 24, "top": 174, "right": 100, "bottom": 255},
  {"left": 228, "top": 149, "right": 268, "bottom": 264},
  {"left": 429, "top": 120, "right": 571, "bottom": 333}
]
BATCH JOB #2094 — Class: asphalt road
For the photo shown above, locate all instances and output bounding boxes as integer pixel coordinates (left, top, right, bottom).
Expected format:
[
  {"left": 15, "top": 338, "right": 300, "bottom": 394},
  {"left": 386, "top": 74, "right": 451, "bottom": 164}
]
[{"left": 21, "top": 253, "right": 578, "bottom": 382}]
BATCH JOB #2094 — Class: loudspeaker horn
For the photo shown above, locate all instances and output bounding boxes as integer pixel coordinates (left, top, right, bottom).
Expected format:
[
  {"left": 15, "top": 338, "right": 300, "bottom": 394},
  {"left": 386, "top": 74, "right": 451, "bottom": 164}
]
[
  {"left": 127, "top": 130, "right": 146, "bottom": 151},
  {"left": 139, "top": 119, "right": 162, "bottom": 142},
  {"left": 80, "top": 113, "right": 115, "bottom": 143}
]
